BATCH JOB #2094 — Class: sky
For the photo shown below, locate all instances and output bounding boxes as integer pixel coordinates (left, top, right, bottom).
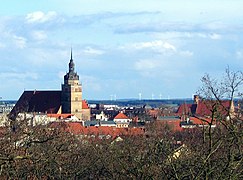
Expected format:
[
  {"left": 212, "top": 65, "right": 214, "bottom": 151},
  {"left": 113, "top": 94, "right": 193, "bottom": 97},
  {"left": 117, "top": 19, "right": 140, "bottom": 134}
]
[{"left": 0, "top": 0, "right": 243, "bottom": 100}]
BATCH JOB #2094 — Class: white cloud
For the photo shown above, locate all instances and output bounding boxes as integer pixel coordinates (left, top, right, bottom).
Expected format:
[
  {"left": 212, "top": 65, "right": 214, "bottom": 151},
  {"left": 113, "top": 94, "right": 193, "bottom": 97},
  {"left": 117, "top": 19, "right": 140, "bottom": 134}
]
[
  {"left": 134, "top": 59, "right": 159, "bottom": 70},
  {"left": 0, "top": 42, "right": 5, "bottom": 48},
  {"left": 58, "top": 71, "right": 66, "bottom": 80},
  {"left": 202, "top": 21, "right": 227, "bottom": 31},
  {"left": 236, "top": 50, "right": 243, "bottom": 59},
  {"left": 80, "top": 75, "right": 102, "bottom": 92},
  {"left": 197, "top": 33, "right": 208, "bottom": 38},
  {"left": 31, "top": 31, "right": 47, "bottom": 41},
  {"left": 26, "top": 11, "right": 57, "bottom": 23},
  {"left": 120, "top": 40, "right": 176, "bottom": 54},
  {"left": 134, "top": 59, "right": 164, "bottom": 78},
  {"left": 120, "top": 40, "right": 194, "bottom": 58},
  {"left": 0, "top": 72, "right": 38, "bottom": 80},
  {"left": 133, "top": 40, "right": 176, "bottom": 51},
  {"left": 0, "top": 2, "right": 242, "bottom": 100},
  {"left": 154, "top": 31, "right": 223, "bottom": 42},
  {"left": 209, "top": 33, "right": 222, "bottom": 40},
  {"left": 13, "top": 35, "right": 26, "bottom": 49},
  {"left": 83, "top": 47, "right": 105, "bottom": 55},
  {"left": 163, "top": 42, "right": 176, "bottom": 51},
  {"left": 133, "top": 58, "right": 186, "bottom": 79},
  {"left": 179, "top": 50, "right": 194, "bottom": 57}
]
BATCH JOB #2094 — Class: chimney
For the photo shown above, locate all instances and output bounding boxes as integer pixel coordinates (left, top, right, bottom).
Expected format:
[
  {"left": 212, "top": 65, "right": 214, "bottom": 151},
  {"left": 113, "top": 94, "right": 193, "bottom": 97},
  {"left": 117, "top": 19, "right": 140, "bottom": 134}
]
[{"left": 194, "top": 95, "right": 200, "bottom": 104}]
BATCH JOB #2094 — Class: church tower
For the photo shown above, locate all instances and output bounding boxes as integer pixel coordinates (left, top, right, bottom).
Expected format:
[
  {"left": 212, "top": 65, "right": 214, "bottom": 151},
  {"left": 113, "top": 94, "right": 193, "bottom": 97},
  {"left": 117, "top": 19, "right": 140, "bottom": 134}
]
[{"left": 61, "top": 50, "right": 83, "bottom": 119}]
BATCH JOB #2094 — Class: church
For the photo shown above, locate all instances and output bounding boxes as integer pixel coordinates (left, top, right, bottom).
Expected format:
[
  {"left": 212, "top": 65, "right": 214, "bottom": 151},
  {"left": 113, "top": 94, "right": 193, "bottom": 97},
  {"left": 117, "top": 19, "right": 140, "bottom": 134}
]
[{"left": 10, "top": 50, "right": 90, "bottom": 121}]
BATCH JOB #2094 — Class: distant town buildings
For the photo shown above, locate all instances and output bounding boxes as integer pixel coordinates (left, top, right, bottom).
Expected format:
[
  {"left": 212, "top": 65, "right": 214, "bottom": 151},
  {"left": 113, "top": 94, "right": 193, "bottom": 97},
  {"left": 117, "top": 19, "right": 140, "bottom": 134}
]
[
  {"left": 113, "top": 112, "right": 132, "bottom": 128},
  {"left": 4, "top": 50, "right": 240, "bottom": 137},
  {"left": 0, "top": 103, "right": 15, "bottom": 114}
]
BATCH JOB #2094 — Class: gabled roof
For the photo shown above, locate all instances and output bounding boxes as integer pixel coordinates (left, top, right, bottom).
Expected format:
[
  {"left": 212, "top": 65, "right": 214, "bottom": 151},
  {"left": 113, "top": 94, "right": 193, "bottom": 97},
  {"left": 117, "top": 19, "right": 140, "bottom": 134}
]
[
  {"left": 177, "top": 100, "right": 232, "bottom": 117},
  {"left": 177, "top": 103, "right": 196, "bottom": 115},
  {"left": 82, "top": 100, "right": 89, "bottom": 109},
  {"left": 10, "top": 90, "right": 62, "bottom": 119},
  {"left": 195, "top": 100, "right": 231, "bottom": 117},
  {"left": 114, "top": 112, "right": 129, "bottom": 119},
  {"left": 189, "top": 117, "right": 214, "bottom": 125}
]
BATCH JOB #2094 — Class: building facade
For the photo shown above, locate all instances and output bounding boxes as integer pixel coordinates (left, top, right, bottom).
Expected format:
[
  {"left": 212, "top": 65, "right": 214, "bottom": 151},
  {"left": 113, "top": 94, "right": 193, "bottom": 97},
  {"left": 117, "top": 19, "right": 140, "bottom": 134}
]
[{"left": 62, "top": 51, "right": 83, "bottom": 119}]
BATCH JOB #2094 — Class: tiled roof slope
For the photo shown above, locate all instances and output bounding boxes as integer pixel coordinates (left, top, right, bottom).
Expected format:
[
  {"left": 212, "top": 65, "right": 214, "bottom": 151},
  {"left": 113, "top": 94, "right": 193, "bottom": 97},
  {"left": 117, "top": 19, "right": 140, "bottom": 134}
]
[
  {"left": 82, "top": 100, "right": 89, "bottom": 109},
  {"left": 10, "top": 90, "right": 62, "bottom": 118},
  {"left": 50, "top": 122, "right": 145, "bottom": 137},
  {"left": 177, "top": 104, "right": 196, "bottom": 115},
  {"left": 177, "top": 100, "right": 231, "bottom": 117},
  {"left": 114, "top": 112, "right": 129, "bottom": 119},
  {"left": 195, "top": 100, "right": 231, "bottom": 117}
]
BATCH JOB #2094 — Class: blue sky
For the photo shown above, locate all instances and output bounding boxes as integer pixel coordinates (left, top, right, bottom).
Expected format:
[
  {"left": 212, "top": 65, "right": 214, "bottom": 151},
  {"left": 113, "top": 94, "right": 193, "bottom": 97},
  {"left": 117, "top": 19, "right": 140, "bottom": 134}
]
[{"left": 0, "top": 0, "right": 243, "bottom": 100}]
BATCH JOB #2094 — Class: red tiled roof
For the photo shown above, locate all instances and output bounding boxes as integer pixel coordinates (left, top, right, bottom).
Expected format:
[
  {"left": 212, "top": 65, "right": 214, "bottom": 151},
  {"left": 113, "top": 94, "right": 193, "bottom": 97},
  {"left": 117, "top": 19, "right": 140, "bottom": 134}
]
[
  {"left": 114, "top": 112, "right": 129, "bottom": 119},
  {"left": 196, "top": 100, "right": 231, "bottom": 117},
  {"left": 190, "top": 117, "right": 214, "bottom": 125},
  {"left": 10, "top": 91, "right": 62, "bottom": 118},
  {"left": 177, "top": 100, "right": 232, "bottom": 117},
  {"left": 49, "top": 122, "right": 144, "bottom": 137},
  {"left": 82, "top": 100, "right": 89, "bottom": 109},
  {"left": 177, "top": 104, "right": 195, "bottom": 115}
]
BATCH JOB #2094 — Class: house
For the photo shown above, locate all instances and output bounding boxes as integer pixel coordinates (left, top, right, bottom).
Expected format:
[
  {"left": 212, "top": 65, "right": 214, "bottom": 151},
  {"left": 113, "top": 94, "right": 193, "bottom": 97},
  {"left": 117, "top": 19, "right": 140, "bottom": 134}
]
[
  {"left": 14, "top": 112, "right": 81, "bottom": 127},
  {"left": 180, "top": 116, "right": 217, "bottom": 128},
  {"left": 177, "top": 95, "right": 235, "bottom": 127},
  {"left": 177, "top": 95, "right": 234, "bottom": 118},
  {"left": 95, "top": 111, "right": 108, "bottom": 121},
  {"left": 82, "top": 100, "right": 91, "bottom": 121},
  {"left": 113, "top": 112, "right": 132, "bottom": 128}
]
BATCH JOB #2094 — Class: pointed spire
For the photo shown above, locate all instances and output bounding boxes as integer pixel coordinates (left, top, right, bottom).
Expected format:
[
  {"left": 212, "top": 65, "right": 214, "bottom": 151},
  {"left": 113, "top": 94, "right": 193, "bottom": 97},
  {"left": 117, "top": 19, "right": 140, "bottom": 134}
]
[
  {"left": 70, "top": 47, "right": 73, "bottom": 60},
  {"left": 229, "top": 99, "right": 235, "bottom": 119},
  {"left": 64, "top": 48, "right": 79, "bottom": 81},
  {"left": 69, "top": 48, "right": 75, "bottom": 73}
]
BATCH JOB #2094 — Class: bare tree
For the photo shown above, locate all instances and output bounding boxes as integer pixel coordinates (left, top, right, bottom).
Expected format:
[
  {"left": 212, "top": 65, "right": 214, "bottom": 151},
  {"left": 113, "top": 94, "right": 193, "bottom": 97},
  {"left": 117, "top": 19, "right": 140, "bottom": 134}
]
[{"left": 196, "top": 67, "right": 243, "bottom": 179}]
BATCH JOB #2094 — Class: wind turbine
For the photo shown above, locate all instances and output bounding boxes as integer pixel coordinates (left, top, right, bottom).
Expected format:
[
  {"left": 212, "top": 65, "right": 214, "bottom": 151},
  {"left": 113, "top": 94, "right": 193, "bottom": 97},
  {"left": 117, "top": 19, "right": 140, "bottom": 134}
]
[{"left": 138, "top": 93, "right": 142, "bottom": 100}]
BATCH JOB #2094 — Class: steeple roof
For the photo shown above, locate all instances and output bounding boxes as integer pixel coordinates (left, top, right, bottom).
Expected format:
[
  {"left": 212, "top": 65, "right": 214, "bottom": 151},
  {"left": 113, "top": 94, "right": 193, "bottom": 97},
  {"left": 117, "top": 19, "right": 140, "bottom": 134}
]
[
  {"left": 114, "top": 112, "right": 129, "bottom": 119},
  {"left": 71, "top": 48, "right": 73, "bottom": 60},
  {"left": 64, "top": 49, "right": 79, "bottom": 81},
  {"left": 69, "top": 48, "right": 75, "bottom": 73}
]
